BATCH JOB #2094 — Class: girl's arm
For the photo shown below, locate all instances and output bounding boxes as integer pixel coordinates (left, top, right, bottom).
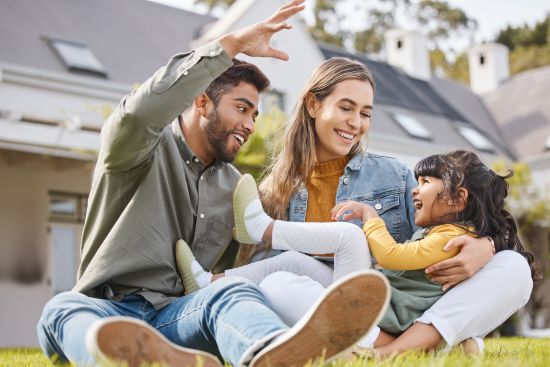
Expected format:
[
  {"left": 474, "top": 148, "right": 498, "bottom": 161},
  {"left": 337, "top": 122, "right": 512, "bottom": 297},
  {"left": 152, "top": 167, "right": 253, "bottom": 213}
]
[
  {"left": 363, "top": 219, "right": 467, "bottom": 270},
  {"left": 331, "top": 201, "right": 468, "bottom": 270}
]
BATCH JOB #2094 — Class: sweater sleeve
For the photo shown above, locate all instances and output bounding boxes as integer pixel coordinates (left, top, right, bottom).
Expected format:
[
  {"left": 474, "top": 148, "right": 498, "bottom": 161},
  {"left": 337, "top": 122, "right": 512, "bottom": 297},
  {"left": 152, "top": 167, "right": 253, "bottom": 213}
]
[{"left": 362, "top": 218, "right": 472, "bottom": 270}]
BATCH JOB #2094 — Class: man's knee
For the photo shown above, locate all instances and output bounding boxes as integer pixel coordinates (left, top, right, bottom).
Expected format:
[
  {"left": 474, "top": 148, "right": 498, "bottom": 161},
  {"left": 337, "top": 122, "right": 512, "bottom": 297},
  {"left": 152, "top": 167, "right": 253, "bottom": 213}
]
[
  {"left": 207, "top": 275, "right": 262, "bottom": 296},
  {"left": 39, "top": 292, "right": 84, "bottom": 325}
]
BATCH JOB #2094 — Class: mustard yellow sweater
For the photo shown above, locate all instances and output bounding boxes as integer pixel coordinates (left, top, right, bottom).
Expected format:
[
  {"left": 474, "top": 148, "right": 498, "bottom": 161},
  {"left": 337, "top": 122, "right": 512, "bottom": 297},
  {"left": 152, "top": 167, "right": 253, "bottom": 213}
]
[{"left": 305, "top": 156, "right": 350, "bottom": 222}]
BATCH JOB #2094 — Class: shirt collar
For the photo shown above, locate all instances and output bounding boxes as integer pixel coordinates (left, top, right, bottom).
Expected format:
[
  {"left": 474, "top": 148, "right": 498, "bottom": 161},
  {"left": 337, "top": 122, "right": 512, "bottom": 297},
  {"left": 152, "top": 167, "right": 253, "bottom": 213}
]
[
  {"left": 347, "top": 151, "right": 366, "bottom": 171},
  {"left": 172, "top": 117, "right": 224, "bottom": 172}
]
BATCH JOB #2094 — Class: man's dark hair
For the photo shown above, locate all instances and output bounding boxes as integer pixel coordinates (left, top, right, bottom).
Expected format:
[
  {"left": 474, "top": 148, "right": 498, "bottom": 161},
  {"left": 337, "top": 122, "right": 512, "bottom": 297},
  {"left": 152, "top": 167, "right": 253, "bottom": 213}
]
[{"left": 205, "top": 59, "right": 270, "bottom": 105}]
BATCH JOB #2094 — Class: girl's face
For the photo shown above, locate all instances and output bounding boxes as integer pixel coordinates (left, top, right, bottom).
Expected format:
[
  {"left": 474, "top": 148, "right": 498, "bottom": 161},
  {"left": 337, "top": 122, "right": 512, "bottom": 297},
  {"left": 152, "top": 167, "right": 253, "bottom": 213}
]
[
  {"left": 309, "top": 79, "right": 374, "bottom": 163},
  {"left": 412, "top": 176, "right": 459, "bottom": 227}
]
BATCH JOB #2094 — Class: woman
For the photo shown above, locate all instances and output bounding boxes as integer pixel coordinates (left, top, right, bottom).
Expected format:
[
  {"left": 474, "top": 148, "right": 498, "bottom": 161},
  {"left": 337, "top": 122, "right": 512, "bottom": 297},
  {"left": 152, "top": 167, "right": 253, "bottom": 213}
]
[{"left": 252, "top": 57, "right": 533, "bottom": 355}]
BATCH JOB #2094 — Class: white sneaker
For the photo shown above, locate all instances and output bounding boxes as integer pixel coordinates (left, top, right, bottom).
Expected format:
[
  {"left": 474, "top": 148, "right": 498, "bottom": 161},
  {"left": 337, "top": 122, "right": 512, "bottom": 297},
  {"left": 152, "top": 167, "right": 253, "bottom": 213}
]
[
  {"left": 249, "top": 270, "right": 390, "bottom": 367},
  {"left": 455, "top": 337, "right": 484, "bottom": 355},
  {"left": 86, "top": 316, "right": 222, "bottom": 367}
]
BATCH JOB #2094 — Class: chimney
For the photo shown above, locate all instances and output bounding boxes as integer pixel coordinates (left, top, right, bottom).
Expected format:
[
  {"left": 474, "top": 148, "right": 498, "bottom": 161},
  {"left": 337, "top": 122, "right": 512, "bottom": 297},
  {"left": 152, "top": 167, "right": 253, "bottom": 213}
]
[
  {"left": 468, "top": 43, "right": 509, "bottom": 94},
  {"left": 384, "top": 28, "right": 431, "bottom": 80}
]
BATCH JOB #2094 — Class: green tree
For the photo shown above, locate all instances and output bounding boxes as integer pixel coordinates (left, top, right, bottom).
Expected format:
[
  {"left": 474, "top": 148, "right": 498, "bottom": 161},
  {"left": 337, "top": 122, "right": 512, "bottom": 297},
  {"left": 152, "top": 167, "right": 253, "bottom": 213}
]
[
  {"left": 330, "top": 0, "right": 476, "bottom": 55},
  {"left": 233, "top": 108, "right": 286, "bottom": 179},
  {"left": 493, "top": 160, "right": 549, "bottom": 327},
  {"left": 308, "top": 0, "right": 345, "bottom": 47},
  {"left": 441, "top": 51, "right": 469, "bottom": 83},
  {"left": 415, "top": 0, "right": 477, "bottom": 49},
  {"left": 496, "top": 15, "right": 550, "bottom": 51},
  {"left": 494, "top": 14, "right": 550, "bottom": 76}
]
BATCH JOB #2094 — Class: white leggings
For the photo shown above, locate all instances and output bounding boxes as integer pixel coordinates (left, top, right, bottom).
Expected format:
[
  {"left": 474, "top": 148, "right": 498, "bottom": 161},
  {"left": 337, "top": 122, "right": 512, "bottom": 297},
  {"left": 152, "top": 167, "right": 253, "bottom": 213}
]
[
  {"left": 225, "top": 221, "right": 370, "bottom": 286},
  {"left": 258, "top": 250, "right": 533, "bottom": 347}
]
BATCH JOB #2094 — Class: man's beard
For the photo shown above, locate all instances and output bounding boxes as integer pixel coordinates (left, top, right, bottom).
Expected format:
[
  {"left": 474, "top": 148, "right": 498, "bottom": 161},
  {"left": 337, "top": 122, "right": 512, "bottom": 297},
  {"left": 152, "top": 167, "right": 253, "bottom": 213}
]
[{"left": 204, "top": 106, "right": 239, "bottom": 163}]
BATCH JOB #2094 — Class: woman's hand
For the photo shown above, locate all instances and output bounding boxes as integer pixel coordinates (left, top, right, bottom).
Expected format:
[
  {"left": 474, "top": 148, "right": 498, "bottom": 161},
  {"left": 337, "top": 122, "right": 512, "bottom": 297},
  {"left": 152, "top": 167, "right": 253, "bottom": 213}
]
[
  {"left": 425, "top": 236, "right": 494, "bottom": 291},
  {"left": 219, "top": 0, "right": 305, "bottom": 59},
  {"left": 331, "top": 201, "right": 379, "bottom": 223}
]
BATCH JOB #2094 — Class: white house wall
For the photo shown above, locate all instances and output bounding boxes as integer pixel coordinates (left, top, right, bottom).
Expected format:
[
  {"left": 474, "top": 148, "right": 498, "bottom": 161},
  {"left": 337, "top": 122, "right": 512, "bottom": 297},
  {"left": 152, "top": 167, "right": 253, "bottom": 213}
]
[
  {"left": 0, "top": 63, "right": 130, "bottom": 154},
  {"left": 197, "top": 0, "right": 325, "bottom": 115},
  {"left": 0, "top": 152, "right": 93, "bottom": 347}
]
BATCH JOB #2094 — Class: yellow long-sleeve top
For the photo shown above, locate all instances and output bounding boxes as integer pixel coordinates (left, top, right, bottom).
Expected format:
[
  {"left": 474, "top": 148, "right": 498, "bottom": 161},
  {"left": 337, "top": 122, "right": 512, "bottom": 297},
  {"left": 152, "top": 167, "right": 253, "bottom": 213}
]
[{"left": 363, "top": 218, "right": 474, "bottom": 270}]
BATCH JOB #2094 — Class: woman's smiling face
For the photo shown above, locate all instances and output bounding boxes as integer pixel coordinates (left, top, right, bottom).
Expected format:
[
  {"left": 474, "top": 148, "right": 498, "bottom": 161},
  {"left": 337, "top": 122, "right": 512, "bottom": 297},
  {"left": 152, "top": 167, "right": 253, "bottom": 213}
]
[{"left": 309, "top": 79, "right": 374, "bottom": 163}]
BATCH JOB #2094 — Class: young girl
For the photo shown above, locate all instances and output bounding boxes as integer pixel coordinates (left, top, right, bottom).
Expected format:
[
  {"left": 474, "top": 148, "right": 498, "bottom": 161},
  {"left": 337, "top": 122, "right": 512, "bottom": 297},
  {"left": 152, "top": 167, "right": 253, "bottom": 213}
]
[{"left": 177, "top": 149, "right": 535, "bottom": 355}]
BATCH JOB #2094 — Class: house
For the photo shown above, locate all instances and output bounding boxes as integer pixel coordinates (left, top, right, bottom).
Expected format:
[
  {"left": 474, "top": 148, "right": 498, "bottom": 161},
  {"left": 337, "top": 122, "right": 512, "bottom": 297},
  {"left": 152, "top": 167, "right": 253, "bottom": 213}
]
[
  {"left": 0, "top": 0, "right": 546, "bottom": 348},
  {"left": 0, "top": 0, "right": 214, "bottom": 347},
  {"left": 482, "top": 64, "right": 550, "bottom": 188}
]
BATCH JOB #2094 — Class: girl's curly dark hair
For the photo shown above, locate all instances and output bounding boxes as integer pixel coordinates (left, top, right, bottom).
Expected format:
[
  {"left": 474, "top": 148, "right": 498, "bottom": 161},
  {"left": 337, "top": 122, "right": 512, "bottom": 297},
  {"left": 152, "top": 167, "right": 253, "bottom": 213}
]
[{"left": 414, "top": 150, "right": 539, "bottom": 280}]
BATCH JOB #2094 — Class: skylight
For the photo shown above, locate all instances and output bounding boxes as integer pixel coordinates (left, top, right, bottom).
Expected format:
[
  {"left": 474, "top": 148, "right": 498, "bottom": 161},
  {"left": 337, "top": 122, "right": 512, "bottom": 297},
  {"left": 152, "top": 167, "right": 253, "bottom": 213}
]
[
  {"left": 392, "top": 113, "right": 432, "bottom": 140},
  {"left": 49, "top": 38, "right": 107, "bottom": 77},
  {"left": 457, "top": 126, "right": 495, "bottom": 152}
]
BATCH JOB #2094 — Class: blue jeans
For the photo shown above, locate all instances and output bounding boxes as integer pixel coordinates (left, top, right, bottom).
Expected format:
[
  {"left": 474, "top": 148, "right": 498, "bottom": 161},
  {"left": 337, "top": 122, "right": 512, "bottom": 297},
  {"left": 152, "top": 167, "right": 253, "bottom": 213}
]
[{"left": 37, "top": 276, "right": 288, "bottom": 366}]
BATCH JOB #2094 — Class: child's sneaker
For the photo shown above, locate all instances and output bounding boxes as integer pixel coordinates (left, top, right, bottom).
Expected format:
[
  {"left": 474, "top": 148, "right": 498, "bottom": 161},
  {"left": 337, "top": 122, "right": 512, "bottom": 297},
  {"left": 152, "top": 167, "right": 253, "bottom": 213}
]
[
  {"left": 233, "top": 174, "right": 272, "bottom": 243},
  {"left": 175, "top": 239, "right": 212, "bottom": 294},
  {"left": 86, "top": 316, "right": 221, "bottom": 367},
  {"left": 455, "top": 337, "right": 484, "bottom": 355},
  {"left": 249, "top": 270, "right": 391, "bottom": 367}
]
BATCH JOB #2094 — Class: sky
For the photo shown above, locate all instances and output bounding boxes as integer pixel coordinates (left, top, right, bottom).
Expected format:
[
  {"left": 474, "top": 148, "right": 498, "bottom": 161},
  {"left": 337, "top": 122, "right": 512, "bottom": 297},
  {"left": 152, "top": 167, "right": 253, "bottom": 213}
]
[{"left": 149, "top": 0, "right": 550, "bottom": 45}]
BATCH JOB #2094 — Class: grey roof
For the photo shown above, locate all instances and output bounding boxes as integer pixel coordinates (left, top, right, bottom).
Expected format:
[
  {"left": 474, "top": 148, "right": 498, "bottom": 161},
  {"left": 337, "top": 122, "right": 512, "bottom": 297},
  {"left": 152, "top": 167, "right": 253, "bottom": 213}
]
[
  {"left": 318, "top": 43, "right": 466, "bottom": 122},
  {"left": 318, "top": 43, "right": 513, "bottom": 158},
  {"left": 0, "top": 0, "right": 214, "bottom": 84},
  {"left": 429, "top": 77, "right": 516, "bottom": 159},
  {"left": 483, "top": 66, "right": 550, "bottom": 159}
]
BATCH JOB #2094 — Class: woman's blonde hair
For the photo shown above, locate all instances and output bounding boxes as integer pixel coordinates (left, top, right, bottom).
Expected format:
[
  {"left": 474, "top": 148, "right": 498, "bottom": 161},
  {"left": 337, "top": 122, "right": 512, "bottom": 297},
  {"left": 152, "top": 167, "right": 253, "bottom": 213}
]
[{"left": 260, "top": 57, "right": 375, "bottom": 220}]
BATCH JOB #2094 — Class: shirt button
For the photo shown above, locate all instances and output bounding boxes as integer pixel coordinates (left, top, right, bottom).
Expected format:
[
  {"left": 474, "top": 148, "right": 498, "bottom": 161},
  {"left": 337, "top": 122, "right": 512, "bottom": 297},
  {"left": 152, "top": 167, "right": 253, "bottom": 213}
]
[
  {"left": 193, "top": 157, "right": 200, "bottom": 163},
  {"left": 200, "top": 175, "right": 204, "bottom": 181},
  {"left": 343, "top": 177, "right": 349, "bottom": 185},
  {"left": 374, "top": 203, "right": 382, "bottom": 210},
  {"left": 200, "top": 213, "right": 205, "bottom": 219},
  {"left": 209, "top": 50, "right": 216, "bottom": 57},
  {"left": 183, "top": 70, "right": 188, "bottom": 76},
  {"left": 185, "top": 160, "right": 190, "bottom": 165}
]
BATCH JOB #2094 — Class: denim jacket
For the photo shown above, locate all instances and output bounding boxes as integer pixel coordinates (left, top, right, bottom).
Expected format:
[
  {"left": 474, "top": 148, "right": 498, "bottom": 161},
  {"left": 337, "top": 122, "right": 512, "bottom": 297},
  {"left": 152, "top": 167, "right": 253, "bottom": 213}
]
[{"left": 288, "top": 152, "right": 418, "bottom": 242}]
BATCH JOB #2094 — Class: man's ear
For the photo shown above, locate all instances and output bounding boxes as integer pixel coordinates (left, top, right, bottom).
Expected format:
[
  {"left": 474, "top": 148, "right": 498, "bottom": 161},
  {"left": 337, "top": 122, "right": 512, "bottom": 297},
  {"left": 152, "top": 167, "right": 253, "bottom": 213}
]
[
  {"left": 194, "top": 93, "right": 211, "bottom": 117},
  {"left": 305, "top": 92, "right": 318, "bottom": 118}
]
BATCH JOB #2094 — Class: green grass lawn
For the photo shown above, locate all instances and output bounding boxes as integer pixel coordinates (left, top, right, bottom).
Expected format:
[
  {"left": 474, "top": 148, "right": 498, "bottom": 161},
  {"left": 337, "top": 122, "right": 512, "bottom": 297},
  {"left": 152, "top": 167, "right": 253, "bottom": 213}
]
[{"left": 1, "top": 337, "right": 549, "bottom": 367}]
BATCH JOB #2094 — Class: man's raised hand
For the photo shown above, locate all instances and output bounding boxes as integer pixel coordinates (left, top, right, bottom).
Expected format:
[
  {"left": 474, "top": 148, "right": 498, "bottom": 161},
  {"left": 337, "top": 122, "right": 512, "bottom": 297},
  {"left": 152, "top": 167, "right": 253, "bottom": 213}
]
[{"left": 219, "top": 0, "right": 305, "bottom": 60}]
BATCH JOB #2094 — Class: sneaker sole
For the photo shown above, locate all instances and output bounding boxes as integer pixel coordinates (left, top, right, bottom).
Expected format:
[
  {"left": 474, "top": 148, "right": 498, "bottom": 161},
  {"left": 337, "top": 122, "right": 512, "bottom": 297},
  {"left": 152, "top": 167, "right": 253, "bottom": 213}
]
[
  {"left": 250, "top": 270, "right": 390, "bottom": 367},
  {"left": 86, "top": 317, "right": 222, "bottom": 367},
  {"left": 233, "top": 174, "right": 259, "bottom": 244}
]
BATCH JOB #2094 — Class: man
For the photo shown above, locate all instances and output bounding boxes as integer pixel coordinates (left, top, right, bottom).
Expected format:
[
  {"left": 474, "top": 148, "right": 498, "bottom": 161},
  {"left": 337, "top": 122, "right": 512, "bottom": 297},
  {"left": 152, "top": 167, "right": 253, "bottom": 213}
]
[{"left": 37, "top": 1, "right": 390, "bottom": 366}]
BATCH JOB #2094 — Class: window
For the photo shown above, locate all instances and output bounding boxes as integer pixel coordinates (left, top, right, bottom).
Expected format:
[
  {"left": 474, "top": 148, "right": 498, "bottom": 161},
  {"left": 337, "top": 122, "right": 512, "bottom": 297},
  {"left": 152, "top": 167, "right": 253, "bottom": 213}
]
[
  {"left": 397, "top": 39, "right": 403, "bottom": 49},
  {"left": 545, "top": 135, "right": 550, "bottom": 151},
  {"left": 49, "top": 191, "right": 88, "bottom": 223},
  {"left": 479, "top": 54, "right": 486, "bottom": 65},
  {"left": 48, "top": 38, "right": 107, "bottom": 77},
  {"left": 456, "top": 126, "right": 495, "bottom": 152},
  {"left": 392, "top": 113, "right": 432, "bottom": 140},
  {"left": 260, "top": 90, "right": 285, "bottom": 113}
]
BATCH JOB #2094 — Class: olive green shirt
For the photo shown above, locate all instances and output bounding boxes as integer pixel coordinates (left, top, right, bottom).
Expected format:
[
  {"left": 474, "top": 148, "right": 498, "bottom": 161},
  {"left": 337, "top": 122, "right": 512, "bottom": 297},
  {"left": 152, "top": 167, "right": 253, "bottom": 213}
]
[{"left": 73, "top": 41, "right": 241, "bottom": 309}]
